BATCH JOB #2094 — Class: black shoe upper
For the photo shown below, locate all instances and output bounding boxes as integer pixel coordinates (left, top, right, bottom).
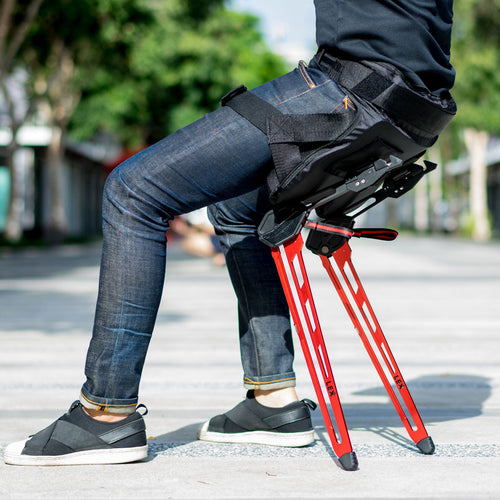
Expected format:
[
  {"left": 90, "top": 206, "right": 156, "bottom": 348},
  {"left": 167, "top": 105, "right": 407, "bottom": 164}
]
[
  {"left": 22, "top": 401, "right": 147, "bottom": 456},
  {"left": 208, "top": 391, "right": 316, "bottom": 434}
]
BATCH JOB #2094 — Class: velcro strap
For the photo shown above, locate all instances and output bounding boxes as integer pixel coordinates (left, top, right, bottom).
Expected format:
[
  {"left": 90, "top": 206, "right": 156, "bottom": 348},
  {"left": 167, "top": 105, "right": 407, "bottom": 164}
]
[
  {"left": 221, "top": 85, "right": 282, "bottom": 134},
  {"left": 266, "top": 113, "right": 354, "bottom": 144},
  {"left": 265, "top": 111, "right": 358, "bottom": 195},
  {"left": 316, "top": 52, "right": 456, "bottom": 138}
]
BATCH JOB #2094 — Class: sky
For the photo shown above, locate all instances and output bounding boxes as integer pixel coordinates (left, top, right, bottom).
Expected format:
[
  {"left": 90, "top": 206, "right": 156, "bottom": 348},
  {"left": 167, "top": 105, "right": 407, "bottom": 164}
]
[{"left": 230, "top": 0, "right": 317, "bottom": 63}]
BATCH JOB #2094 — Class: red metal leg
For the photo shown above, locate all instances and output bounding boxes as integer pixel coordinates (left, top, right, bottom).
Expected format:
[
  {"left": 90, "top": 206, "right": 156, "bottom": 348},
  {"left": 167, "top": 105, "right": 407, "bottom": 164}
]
[
  {"left": 271, "top": 235, "right": 358, "bottom": 470},
  {"left": 322, "top": 241, "right": 434, "bottom": 454}
]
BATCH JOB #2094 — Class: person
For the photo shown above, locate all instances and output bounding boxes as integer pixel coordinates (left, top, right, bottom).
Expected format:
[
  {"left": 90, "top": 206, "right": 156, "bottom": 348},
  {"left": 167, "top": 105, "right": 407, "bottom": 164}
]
[
  {"left": 170, "top": 209, "right": 225, "bottom": 266},
  {"left": 4, "top": 0, "right": 456, "bottom": 466}
]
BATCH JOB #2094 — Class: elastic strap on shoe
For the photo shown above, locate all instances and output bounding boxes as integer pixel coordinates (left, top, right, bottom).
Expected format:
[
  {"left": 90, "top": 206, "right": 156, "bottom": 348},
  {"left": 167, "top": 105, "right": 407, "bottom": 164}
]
[
  {"left": 263, "top": 404, "right": 313, "bottom": 430},
  {"left": 98, "top": 418, "right": 146, "bottom": 445},
  {"left": 225, "top": 399, "right": 270, "bottom": 430}
]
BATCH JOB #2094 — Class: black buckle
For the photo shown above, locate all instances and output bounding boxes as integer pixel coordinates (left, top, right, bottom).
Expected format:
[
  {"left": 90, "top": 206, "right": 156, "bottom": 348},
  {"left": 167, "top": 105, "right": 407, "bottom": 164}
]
[{"left": 315, "top": 48, "right": 326, "bottom": 65}]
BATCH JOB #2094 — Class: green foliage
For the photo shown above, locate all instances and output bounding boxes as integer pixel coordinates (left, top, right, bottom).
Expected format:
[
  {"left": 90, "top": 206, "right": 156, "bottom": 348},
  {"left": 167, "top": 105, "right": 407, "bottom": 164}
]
[
  {"left": 68, "top": 1, "right": 288, "bottom": 147},
  {"left": 21, "top": 0, "right": 152, "bottom": 71},
  {"left": 184, "top": 0, "right": 225, "bottom": 23},
  {"left": 451, "top": 0, "right": 500, "bottom": 134},
  {"left": 468, "top": 0, "right": 500, "bottom": 44}
]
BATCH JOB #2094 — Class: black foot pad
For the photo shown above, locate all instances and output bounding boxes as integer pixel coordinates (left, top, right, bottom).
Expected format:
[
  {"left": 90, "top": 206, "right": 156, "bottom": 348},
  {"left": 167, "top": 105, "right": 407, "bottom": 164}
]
[
  {"left": 417, "top": 436, "right": 435, "bottom": 455},
  {"left": 339, "top": 452, "right": 359, "bottom": 471}
]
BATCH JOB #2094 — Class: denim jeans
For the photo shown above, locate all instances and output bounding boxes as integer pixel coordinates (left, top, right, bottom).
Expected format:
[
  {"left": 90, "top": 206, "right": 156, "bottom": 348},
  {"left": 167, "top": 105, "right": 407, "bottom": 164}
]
[{"left": 80, "top": 60, "right": 352, "bottom": 413}]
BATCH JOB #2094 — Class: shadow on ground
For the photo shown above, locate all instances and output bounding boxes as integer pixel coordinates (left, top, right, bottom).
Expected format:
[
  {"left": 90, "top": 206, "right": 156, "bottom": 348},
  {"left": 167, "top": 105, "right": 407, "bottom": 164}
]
[{"left": 143, "top": 373, "right": 491, "bottom": 461}]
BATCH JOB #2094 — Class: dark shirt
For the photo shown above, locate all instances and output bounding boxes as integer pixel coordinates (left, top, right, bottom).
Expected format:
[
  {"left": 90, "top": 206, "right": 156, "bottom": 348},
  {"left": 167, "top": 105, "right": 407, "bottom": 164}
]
[{"left": 314, "top": 0, "right": 455, "bottom": 96}]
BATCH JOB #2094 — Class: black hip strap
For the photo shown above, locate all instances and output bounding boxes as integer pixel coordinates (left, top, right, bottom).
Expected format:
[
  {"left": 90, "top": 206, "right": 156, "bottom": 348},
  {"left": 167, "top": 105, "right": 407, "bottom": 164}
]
[
  {"left": 220, "top": 85, "right": 281, "bottom": 134},
  {"left": 314, "top": 51, "right": 456, "bottom": 140}
]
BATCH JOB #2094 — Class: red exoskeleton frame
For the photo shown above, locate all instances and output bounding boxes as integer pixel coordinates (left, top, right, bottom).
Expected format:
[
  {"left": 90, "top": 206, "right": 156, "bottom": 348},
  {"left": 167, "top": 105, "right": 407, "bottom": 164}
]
[{"left": 271, "top": 222, "right": 434, "bottom": 471}]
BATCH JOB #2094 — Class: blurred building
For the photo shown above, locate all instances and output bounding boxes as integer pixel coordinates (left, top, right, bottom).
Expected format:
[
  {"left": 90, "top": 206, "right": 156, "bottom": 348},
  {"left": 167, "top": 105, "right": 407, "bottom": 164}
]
[
  {"left": 446, "top": 139, "right": 500, "bottom": 236},
  {"left": 0, "top": 126, "right": 119, "bottom": 240}
]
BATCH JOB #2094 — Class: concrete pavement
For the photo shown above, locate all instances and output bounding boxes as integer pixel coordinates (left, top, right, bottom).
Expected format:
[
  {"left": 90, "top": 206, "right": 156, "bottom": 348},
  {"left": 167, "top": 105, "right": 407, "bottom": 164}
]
[{"left": 0, "top": 234, "right": 499, "bottom": 499}]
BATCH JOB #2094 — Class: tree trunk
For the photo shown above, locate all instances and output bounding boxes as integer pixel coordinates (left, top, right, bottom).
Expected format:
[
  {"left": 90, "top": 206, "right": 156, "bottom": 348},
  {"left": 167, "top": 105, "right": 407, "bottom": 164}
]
[
  {"left": 428, "top": 147, "right": 442, "bottom": 232},
  {"left": 44, "top": 126, "right": 67, "bottom": 243},
  {"left": 41, "top": 44, "right": 80, "bottom": 243},
  {"left": 414, "top": 171, "right": 429, "bottom": 232},
  {"left": 3, "top": 138, "right": 24, "bottom": 242},
  {"left": 463, "top": 128, "right": 491, "bottom": 242}
]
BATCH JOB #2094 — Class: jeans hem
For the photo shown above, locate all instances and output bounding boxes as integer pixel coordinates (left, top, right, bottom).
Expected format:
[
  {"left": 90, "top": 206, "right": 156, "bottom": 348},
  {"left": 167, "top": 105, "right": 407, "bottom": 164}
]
[
  {"left": 79, "top": 389, "right": 138, "bottom": 415},
  {"left": 243, "top": 374, "right": 296, "bottom": 390}
]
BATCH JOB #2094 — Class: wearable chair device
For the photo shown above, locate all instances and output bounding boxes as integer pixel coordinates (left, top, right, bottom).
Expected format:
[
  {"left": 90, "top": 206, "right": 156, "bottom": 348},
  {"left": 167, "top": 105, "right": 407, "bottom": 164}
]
[{"left": 221, "top": 58, "right": 455, "bottom": 471}]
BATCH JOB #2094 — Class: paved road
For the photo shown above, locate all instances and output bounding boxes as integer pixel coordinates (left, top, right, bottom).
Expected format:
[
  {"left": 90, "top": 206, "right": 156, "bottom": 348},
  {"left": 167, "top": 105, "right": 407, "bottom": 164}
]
[{"left": 0, "top": 235, "right": 499, "bottom": 499}]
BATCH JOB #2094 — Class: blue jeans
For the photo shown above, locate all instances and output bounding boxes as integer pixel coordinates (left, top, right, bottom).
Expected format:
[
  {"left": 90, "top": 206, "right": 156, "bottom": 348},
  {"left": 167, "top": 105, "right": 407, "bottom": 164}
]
[{"left": 80, "top": 60, "right": 352, "bottom": 413}]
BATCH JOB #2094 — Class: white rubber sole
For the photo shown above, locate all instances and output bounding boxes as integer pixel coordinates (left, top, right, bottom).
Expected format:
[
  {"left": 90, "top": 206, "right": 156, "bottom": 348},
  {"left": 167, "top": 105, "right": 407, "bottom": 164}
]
[
  {"left": 3, "top": 439, "right": 148, "bottom": 466},
  {"left": 197, "top": 421, "right": 315, "bottom": 447}
]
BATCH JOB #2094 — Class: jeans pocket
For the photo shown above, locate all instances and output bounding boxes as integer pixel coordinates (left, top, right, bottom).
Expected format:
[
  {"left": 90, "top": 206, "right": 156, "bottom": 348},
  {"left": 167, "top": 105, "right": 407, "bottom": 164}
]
[
  {"left": 298, "top": 60, "right": 317, "bottom": 89},
  {"left": 295, "top": 61, "right": 356, "bottom": 115}
]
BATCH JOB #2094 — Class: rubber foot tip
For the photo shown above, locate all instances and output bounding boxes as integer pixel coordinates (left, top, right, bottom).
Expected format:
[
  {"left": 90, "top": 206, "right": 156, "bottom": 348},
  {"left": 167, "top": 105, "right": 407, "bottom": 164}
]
[
  {"left": 339, "top": 452, "right": 359, "bottom": 471},
  {"left": 417, "top": 436, "right": 435, "bottom": 455}
]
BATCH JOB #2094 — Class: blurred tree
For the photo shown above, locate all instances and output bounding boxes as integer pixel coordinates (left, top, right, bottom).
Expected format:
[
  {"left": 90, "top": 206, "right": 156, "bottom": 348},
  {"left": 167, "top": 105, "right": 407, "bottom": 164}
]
[
  {"left": 2, "top": 0, "right": 286, "bottom": 242},
  {"left": 451, "top": 0, "right": 500, "bottom": 240},
  {"left": 0, "top": 0, "right": 44, "bottom": 242},
  {"left": 20, "top": 0, "right": 154, "bottom": 241},
  {"left": 1, "top": 0, "right": 154, "bottom": 242},
  {"left": 69, "top": 2, "right": 288, "bottom": 147}
]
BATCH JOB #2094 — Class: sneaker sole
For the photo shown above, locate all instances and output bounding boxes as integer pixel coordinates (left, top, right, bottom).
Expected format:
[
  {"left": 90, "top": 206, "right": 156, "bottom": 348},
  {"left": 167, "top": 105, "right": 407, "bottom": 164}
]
[
  {"left": 3, "top": 439, "right": 148, "bottom": 466},
  {"left": 197, "top": 421, "right": 315, "bottom": 447}
]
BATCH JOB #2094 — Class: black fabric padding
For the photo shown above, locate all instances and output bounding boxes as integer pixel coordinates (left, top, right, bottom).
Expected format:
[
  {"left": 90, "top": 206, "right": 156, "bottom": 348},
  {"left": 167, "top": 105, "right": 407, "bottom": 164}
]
[{"left": 221, "top": 70, "right": 453, "bottom": 218}]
